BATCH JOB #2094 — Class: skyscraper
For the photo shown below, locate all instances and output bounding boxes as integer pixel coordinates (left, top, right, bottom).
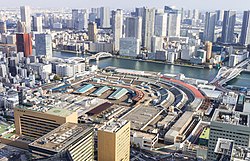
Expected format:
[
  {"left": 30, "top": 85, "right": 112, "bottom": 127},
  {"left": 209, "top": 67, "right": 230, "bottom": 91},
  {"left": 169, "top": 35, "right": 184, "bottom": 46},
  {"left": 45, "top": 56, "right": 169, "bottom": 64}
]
[
  {"left": 98, "top": 119, "right": 130, "bottom": 161},
  {"left": 203, "top": 12, "right": 216, "bottom": 42},
  {"left": 20, "top": 6, "right": 31, "bottom": 33},
  {"left": 78, "top": 9, "right": 88, "bottom": 30},
  {"left": 88, "top": 22, "right": 98, "bottom": 42},
  {"left": 125, "top": 16, "right": 142, "bottom": 41},
  {"left": 240, "top": 10, "right": 250, "bottom": 45},
  {"left": 32, "top": 15, "right": 43, "bottom": 33},
  {"left": 154, "top": 13, "right": 167, "bottom": 37},
  {"left": 141, "top": 7, "right": 155, "bottom": 51},
  {"left": 0, "top": 21, "right": 7, "bottom": 33},
  {"left": 166, "top": 10, "right": 181, "bottom": 37},
  {"left": 112, "top": 9, "right": 123, "bottom": 51},
  {"left": 100, "top": 7, "right": 110, "bottom": 28},
  {"left": 221, "top": 10, "right": 236, "bottom": 43},
  {"left": 72, "top": 9, "right": 79, "bottom": 29},
  {"left": 193, "top": 9, "right": 199, "bottom": 20},
  {"left": 35, "top": 33, "right": 52, "bottom": 59},
  {"left": 16, "top": 33, "right": 32, "bottom": 57}
]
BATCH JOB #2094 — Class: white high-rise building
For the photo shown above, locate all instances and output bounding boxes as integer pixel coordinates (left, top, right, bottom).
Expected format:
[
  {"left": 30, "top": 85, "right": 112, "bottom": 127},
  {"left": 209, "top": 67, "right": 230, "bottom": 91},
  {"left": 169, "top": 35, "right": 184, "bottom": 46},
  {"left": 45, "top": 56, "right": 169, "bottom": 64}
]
[
  {"left": 207, "top": 109, "right": 250, "bottom": 161},
  {"left": 154, "top": 13, "right": 167, "bottom": 37},
  {"left": 193, "top": 9, "right": 199, "bottom": 20},
  {"left": 20, "top": 6, "right": 31, "bottom": 33},
  {"left": 166, "top": 11, "right": 181, "bottom": 37},
  {"left": 203, "top": 12, "right": 216, "bottom": 42},
  {"left": 125, "top": 16, "right": 142, "bottom": 42},
  {"left": 100, "top": 7, "right": 110, "bottom": 28},
  {"left": 112, "top": 9, "right": 123, "bottom": 51},
  {"left": 240, "top": 10, "right": 250, "bottom": 45},
  {"left": 151, "top": 36, "right": 164, "bottom": 53},
  {"left": 35, "top": 33, "right": 52, "bottom": 59},
  {"left": 120, "top": 37, "right": 140, "bottom": 57},
  {"left": 32, "top": 15, "right": 43, "bottom": 33},
  {"left": 78, "top": 9, "right": 88, "bottom": 30},
  {"left": 142, "top": 7, "right": 155, "bottom": 51}
]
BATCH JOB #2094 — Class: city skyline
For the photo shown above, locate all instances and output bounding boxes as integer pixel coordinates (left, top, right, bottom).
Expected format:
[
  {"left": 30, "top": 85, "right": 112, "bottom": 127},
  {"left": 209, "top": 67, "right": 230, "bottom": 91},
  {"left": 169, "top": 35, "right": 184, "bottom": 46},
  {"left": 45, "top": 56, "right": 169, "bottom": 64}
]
[{"left": 1, "top": 0, "right": 250, "bottom": 10}]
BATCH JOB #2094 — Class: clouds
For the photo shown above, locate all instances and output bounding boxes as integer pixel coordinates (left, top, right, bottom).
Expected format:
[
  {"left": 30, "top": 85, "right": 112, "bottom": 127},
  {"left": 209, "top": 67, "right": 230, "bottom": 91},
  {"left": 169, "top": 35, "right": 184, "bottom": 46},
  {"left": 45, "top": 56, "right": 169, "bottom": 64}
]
[{"left": 1, "top": 0, "right": 249, "bottom": 10}]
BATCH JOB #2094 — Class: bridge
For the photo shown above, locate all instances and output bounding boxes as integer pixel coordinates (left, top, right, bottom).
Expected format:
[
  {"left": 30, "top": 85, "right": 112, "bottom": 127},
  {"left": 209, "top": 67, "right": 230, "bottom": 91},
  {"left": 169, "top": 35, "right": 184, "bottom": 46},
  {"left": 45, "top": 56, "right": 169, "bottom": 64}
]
[
  {"left": 85, "top": 52, "right": 113, "bottom": 62},
  {"left": 210, "top": 59, "right": 250, "bottom": 86}
]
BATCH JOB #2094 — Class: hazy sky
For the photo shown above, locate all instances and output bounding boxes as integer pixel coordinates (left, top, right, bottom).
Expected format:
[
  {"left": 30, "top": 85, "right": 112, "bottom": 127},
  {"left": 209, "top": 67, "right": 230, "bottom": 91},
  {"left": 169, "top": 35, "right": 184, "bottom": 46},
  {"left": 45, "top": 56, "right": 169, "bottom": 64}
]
[{"left": 1, "top": 0, "right": 250, "bottom": 11}]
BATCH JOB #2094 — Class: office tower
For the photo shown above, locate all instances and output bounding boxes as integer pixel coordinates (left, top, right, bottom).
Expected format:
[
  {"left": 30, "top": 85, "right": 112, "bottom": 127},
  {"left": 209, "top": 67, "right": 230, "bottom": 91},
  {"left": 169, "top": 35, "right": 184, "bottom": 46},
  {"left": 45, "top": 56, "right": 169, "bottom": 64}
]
[
  {"left": 125, "top": 16, "right": 142, "bottom": 42},
  {"left": 187, "top": 9, "right": 192, "bottom": 18},
  {"left": 240, "top": 11, "right": 250, "bottom": 45},
  {"left": 151, "top": 36, "right": 164, "bottom": 53},
  {"left": 141, "top": 7, "right": 155, "bottom": 51},
  {"left": 100, "top": 7, "right": 110, "bottom": 28},
  {"left": 88, "top": 22, "right": 98, "bottom": 42},
  {"left": 78, "top": 9, "right": 88, "bottom": 30},
  {"left": 0, "top": 64, "right": 7, "bottom": 77},
  {"left": 221, "top": 10, "right": 236, "bottom": 43},
  {"left": 98, "top": 120, "right": 130, "bottom": 161},
  {"left": 16, "top": 33, "right": 32, "bottom": 57},
  {"left": 154, "top": 13, "right": 167, "bottom": 37},
  {"left": 203, "top": 12, "right": 216, "bottom": 42},
  {"left": 29, "top": 123, "right": 94, "bottom": 160},
  {"left": 216, "top": 10, "right": 224, "bottom": 24},
  {"left": 72, "top": 9, "right": 79, "bottom": 29},
  {"left": 205, "top": 41, "right": 212, "bottom": 61},
  {"left": 193, "top": 9, "right": 199, "bottom": 20},
  {"left": 14, "top": 106, "right": 77, "bottom": 139},
  {"left": 166, "top": 10, "right": 181, "bottom": 37},
  {"left": 35, "top": 33, "right": 52, "bottom": 58},
  {"left": 112, "top": 9, "right": 123, "bottom": 51},
  {"left": 32, "top": 15, "right": 43, "bottom": 33},
  {"left": 0, "top": 21, "right": 7, "bottom": 33},
  {"left": 180, "top": 8, "right": 184, "bottom": 22},
  {"left": 207, "top": 109, "right": 250, "bottom": 161},
  {"left": 17, "top": 21, "right": 27, "bottom": 33},
  {"left": 120, "top": 37, "right": 140, "bottom": 57},
  {"left": 135, "top": 7, "right": 144, "bottom": 17},
  {"left": 20, "top": 6, "right": 31, "bottom": 33}
]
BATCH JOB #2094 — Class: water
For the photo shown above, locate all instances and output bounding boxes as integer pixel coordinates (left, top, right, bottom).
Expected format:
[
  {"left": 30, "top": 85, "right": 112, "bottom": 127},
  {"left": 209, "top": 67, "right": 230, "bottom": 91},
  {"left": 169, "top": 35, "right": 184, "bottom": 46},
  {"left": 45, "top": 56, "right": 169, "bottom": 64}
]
[{"left": 52, "top": 51, "right": 250, "bottom": 87}]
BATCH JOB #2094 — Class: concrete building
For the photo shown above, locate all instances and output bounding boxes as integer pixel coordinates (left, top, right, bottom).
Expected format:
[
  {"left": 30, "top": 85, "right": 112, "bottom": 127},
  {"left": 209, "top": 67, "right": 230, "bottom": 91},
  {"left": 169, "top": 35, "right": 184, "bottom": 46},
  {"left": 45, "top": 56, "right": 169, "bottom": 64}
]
[
  {"left": 155, "top": 50, "right": 167, "bottom": 61},
  {"left": 0, "top": 21, "right": 7, "bottom": 33},
  {"left": 78, "top": 9, "right": 88, "bottom": 30},
  {"left": 216, "top": 10, "right": 224, "bottom": 25},
  {"left": 14, "top": 106, "right": 77, "bottom": 139},
  {"left": 100, "top": 7, "right": 110, "bottom": 28},
  {"left": 20, "top": 6, "right": 31, "bottom": 33},
  {"left": 142, "top": 7, "right": 155, "bottom": 51},
  {"left": 29, "top": 122, "right": 94, "bottom": 160},
  {"left": 207, "top": 109, "right": 250, "bottom": 161},
  {"left": 119, "top": 37, "right": 140, "bottom": 58},
  {"left": 98, "top": 119, "right": 130, "bottom": 161},
  {"left": 89, "top": 42, "right": 113, "bottom": 53},
  {"left": 205, "top": 41, "right": 212, "bottom": 61},
  {"left": 181, "top": 45, "right": 195, "bottom": 60},
  {"left": 229, "top": 51, "right": 249, "bottom": 67},
  {"left": 154, "top": 13, "right": 167, "bottom": 37},
  {"left": 35, "top": 33, "right": 52, "bottom": 59},
  {"left": 32, "top": 15, "right": 43, "bottom": 33},
  {"left": 190, "top": 49, "right": 207, "bottom": 64},
  {"left": 240, "top": 10, "right": 250, "bottom": 45},
  {"left": 131, "top": 131, "right": 158, "bottom": 150},
  {"left": 203, "top": 12, "right": 216, "bottom": 42},
  {"left": 125, "top": 16, "right": 142, "bottom": 41},
  {"left": 193, "top": 9, "right": 199, "bottom": 20},
  {"left": 151, "top": 36, "right": 164, "bottom": 53},
  {"left": 112, "top": 9, "right": 123, "bottom": 51},
  {"left": 88, "top": 22, "right": 98, "bottom": 42},
  {"left": 16, "top": 33, "right": 32, "bottom": 57},
  {"left": 165, "top": 8, "right": 181, "bottom": 37},
  {"left": 221, "top": 10, "right": 236, "bottom": 43}
]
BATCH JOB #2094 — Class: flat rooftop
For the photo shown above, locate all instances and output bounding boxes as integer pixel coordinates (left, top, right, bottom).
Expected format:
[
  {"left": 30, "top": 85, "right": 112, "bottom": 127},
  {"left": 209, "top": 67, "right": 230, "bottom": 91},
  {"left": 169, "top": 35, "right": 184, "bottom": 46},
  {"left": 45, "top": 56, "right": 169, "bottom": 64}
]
[
  {"left": 99, "top": 119, "right": 129, "bottom": 133},
  {"left": 29, "top": 123, "right": 92, "bottom": 152},
  {"left": 212, "top": 109, "right": 250, "bottom": 127},
  {"left": 46, "top": 108, "right": 73, "bottom": 117},
  {"left": 199, "top": 127, "right": 210, "bottom": 140}
]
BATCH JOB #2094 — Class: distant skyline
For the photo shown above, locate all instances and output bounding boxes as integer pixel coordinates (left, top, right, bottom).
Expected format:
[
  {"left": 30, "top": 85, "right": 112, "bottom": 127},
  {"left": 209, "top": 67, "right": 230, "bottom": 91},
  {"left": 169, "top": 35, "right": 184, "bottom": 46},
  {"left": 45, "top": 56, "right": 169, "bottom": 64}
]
[{"left": 1, "top": 0, "right": 250, "bottom": 11}]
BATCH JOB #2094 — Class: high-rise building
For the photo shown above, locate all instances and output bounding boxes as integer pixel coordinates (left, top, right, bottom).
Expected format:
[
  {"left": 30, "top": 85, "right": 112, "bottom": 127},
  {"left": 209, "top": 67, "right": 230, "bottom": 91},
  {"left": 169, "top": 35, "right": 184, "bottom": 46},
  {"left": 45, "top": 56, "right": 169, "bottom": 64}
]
[
  {"left": 16, "top": 33, "right": 32, "bottom": 57},
  {"left": 112, "top": 9, "right": 123, "bottom": 51},
  {"left": 221, "top": 10, "right": 236, "bottom": 43},
  {"left": 98, "top": 119, "right": 130, "bottom": 161},
  {"left": 100, "top": 7, "right": 110, "bottom": 28},
  {"left": 17, "top": 21, "right": 27, "bottom": 33},
  {"left": 20, "top": 6, "right": 31, "bottom": 33},
  {"left": 14, "top": 106, "right": 77, "bottom": 139},
  {"left": 29, "top": 122, "right": 94, "bottom": 160},
  {"left": 72, "top": 9, "right": 79, "bottom": 29},
  {"left": 142, "top": 7, "right": 155, "bottom": 51},
  {"left": 203, "top": 12, "right": 216, "bottom": 42},
  {"left": 35, "top": 33, "right": 52, "bottom": 59},
  {"left": 164, "top": 7, "right": 181, "bottom": 37},
  {"left": 240, "top": 10, "right": 250, "bottom": 45},
  {"left": 32, "top": 15, "right": 43, "bottom": 33},
  {"left": 193, "top": 9, "right": 199, "bottom": 20},
  {"left": 0, "top": 21, "right": 7, "bottom": 33},
  {"left": 205, "top": 41, "right": 213, "bottom": 61},
  {"left": 78, "top": 9, "right": 88, "bottom": 30},
  {"left": 154, "top": 13, "right": 167, "bottom": 37},
  {"left": 216, "top": 10, "right": 224, "bottom": 24},
  {"left": 119, "top": 37, "right": 140, "bottom": 57},
  {"left": 207, "top": 109, "right": 250, "bottom": 161},
  {"left": 88, "top": 22, "right": 98, "bottom": 42},
  {"left": 125, "top": 16, "right": 142, "bottom": 42}
]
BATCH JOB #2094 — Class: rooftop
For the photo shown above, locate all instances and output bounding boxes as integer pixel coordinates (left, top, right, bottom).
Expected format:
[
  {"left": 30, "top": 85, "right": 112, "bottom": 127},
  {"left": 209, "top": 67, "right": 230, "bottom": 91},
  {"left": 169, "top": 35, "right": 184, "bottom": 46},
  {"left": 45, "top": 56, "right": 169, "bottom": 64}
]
[
  {"left": 99, "top": 119, "right": 129, "bottom": 133},
  {"left": 29, "top": 123, "right": 92, "bottom": 152},
  {"left": 46, "top": 108, "right": 73, "bottom": 117},
  {"left": 199, "top": 127, "right": 210, "bottom": 140}
]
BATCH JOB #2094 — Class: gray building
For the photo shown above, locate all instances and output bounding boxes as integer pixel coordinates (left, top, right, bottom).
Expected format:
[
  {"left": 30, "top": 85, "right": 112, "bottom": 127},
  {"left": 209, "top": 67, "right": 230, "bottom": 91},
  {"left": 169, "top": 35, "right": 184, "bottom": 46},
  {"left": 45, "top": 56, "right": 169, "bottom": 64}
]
[
  {"left": 20, "top": 6, "right": 31, "bottom": 33},
  {"left": 164, "top": 7, "right": 181, "bottom": 37},
  {"left": 112, "top": 9, "right": 123, "bottom": 51},
  {"left": 35, "top": 33, "right": 52, "bottom": 59},
  {"left": 203, "top": 12, "right": 216, "bottom": 42},
  {"left": 100, "top": 7, "right": 110, "bottom": 28},
  {"left": 125, "top": 16, "right": 142, "bottom": 42},
  {"left": 32, "top": 15, "right": 43, "bottom": 33},
  {"left": 119, "top": 37, "right": 140, "bottom": 58},
  {"left": 240, "top": 11, "right": 250, "bottom": 45},
  {"left": 221, "top": 10, "right": 236, "bottom": 43}
]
